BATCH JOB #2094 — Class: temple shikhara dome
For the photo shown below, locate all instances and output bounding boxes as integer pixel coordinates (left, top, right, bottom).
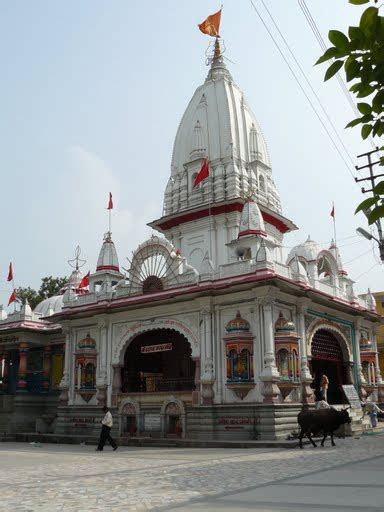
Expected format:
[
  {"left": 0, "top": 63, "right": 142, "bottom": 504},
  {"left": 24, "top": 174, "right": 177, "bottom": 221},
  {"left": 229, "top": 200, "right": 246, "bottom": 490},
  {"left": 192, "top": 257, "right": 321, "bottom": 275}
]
[
  {"left": 163, "top": 38, "right": 281, "bottom": 218},
  {"left": 0, "top": 11, "right": 381, "bottom": 444}
]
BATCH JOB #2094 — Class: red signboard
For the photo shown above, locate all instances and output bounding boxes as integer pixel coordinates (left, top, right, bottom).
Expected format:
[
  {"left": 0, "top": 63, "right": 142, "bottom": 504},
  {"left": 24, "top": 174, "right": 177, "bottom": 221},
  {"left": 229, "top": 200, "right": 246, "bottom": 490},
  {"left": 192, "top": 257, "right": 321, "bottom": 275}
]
[{"left": 141, "top": 343, "right": 173, "bottom": 354}]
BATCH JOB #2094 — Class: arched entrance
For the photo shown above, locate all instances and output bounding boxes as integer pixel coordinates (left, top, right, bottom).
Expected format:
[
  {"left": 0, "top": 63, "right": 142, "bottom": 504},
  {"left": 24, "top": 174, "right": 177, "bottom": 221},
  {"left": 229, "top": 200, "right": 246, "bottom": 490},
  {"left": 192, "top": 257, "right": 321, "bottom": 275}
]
[
  {"left": 121, "top": 329, "right": 195, "bottom": 393},
  {"left": 310, "top": 329, "right": 347, "bottom": 404}
]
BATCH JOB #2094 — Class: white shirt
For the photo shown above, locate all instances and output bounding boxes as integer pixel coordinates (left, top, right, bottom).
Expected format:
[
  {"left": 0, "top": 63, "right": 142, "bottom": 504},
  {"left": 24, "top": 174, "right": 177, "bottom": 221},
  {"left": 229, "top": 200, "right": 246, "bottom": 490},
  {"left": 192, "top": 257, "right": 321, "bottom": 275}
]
[{"left": 102, "top": 411, "right": 113, "bottom": 427}]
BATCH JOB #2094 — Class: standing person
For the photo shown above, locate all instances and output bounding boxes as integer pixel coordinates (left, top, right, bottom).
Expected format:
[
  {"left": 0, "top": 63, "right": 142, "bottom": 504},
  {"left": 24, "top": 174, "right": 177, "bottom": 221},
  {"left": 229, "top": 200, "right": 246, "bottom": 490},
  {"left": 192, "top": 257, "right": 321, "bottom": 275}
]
[
  {"left": 96, "top": 406, "right": 118, "bottom": 451},
  {"left": 320, "top": 373, "right": 329, "bottom": 403},
  {"left": 362, "top": 402, "right": 383, "bottom": 428}
]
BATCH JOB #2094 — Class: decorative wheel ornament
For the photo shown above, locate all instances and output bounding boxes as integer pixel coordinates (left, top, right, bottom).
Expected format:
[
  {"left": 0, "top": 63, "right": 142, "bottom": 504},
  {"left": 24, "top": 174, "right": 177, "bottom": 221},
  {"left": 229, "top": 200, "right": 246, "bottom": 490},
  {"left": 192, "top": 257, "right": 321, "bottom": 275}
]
[{"left": 125, "top": 236, "right": 182, "bottom": 295}]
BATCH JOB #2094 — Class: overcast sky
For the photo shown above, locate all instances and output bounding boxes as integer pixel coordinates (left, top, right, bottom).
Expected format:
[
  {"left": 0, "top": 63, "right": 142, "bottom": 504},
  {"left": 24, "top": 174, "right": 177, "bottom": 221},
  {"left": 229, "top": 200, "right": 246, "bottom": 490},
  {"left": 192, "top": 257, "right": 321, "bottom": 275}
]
[{"left": 0, "top": 0, "right": 382, "bottom": 308}]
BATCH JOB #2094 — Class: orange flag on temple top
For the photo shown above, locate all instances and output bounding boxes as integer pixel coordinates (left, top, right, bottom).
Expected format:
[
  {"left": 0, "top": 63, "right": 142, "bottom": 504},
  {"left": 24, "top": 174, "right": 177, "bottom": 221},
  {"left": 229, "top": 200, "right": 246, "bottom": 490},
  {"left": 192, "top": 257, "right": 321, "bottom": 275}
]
[
  {"left": 8, "top": 290, "right": 16, "bottom": 306},
  {"left": 198, "top": 9, "right": 222, "bottom": 37}
]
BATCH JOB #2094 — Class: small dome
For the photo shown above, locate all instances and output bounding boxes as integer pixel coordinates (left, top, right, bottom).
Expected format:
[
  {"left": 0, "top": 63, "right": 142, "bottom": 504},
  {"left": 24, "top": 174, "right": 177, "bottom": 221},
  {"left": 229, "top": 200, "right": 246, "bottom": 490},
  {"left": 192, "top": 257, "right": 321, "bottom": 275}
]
[
  {"left": 34, "top": 295, "right": 64, "bottom": 317},
  {"left": 96, "top": 232, "right": 119, "bottom": 272},
  {"left": 238, "top": 199, "right": 266, "bottom": 239},
  {"left": 226, "top": 311, "right": 250, "bottom": 332},
  {"left": 78, "top": 333, "right": 96, "bottom": 350},
  {"left": 287, "top": 236, "right": 321, "bottom": 263},
  {"left": 275, "top": 312, "right": 295, "bottom": 332}
]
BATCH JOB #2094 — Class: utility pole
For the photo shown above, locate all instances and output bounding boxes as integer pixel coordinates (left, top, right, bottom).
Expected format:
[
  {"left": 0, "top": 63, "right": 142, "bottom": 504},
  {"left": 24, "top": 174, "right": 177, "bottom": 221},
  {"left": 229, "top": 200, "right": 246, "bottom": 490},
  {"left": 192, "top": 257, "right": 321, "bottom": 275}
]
[{"left": 355, "top": 147, "right": 384, "bottom": 262}]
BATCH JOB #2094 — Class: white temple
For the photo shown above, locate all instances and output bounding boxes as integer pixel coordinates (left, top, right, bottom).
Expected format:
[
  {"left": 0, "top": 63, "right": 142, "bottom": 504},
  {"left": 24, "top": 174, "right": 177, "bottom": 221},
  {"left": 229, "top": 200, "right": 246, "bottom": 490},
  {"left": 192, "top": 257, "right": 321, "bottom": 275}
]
[{"left": 0, "top": 37, "right": 381, "bottom": 440}]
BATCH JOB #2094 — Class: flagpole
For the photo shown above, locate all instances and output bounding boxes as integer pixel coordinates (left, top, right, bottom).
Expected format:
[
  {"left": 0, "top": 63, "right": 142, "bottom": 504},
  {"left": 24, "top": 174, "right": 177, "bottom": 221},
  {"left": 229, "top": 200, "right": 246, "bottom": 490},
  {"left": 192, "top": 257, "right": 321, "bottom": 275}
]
[
  {"left": 332, "top": 202, "right": 337, "bottom": 248},
  {"left": 109, "top": 208, "right": 111, "bottom": 234}
]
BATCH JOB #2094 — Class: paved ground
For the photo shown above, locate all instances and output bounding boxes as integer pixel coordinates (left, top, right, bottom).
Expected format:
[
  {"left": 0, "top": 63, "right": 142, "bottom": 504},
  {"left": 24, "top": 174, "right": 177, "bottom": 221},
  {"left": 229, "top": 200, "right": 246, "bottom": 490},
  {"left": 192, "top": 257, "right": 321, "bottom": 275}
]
[{"left": 1, "top": 433, "right": 384, "bottom": 511}]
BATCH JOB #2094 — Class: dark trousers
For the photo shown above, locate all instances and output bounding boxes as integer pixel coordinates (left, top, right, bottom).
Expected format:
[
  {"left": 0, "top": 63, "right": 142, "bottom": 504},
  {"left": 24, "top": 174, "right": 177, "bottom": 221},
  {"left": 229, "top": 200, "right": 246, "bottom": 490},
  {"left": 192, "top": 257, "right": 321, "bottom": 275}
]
[{"left": 97, "top": 425, "right": 117, "bottom": 450}]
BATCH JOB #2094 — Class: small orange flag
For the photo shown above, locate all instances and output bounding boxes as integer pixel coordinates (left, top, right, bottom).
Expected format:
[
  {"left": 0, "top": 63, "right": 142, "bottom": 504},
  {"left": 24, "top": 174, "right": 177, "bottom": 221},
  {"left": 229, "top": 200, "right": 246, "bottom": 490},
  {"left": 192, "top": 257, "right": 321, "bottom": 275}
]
[
  {"left": 198, "top": 9, "right": 221, "bottom": 37},
  {"left": 8, "top": 290, "right": 17, "bottom": 306}
]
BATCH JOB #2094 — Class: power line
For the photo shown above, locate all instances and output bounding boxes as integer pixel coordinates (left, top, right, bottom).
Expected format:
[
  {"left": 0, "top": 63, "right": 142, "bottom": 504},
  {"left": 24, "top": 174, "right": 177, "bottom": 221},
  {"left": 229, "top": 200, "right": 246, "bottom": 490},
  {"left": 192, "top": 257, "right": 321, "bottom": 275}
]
[
  {"left": 297, "top": 0, "right": 377, "bottom": 152},
  {"left": 260, "top": 0, "right": 355, "bottom": 169},
  {"left": 248, "top": 0, "right": 357, "bottom": 181},
  {"left": 353, "top": 262, "right": 380, "bottom": 281}
]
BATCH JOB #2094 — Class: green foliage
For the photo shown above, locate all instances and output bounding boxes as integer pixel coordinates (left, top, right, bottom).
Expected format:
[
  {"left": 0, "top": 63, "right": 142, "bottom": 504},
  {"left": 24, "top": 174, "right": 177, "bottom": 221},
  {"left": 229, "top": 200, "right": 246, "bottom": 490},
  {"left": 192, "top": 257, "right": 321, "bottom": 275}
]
[
  {"left": 16, "top": 275, "right": 68, "bottom": 310},
  {"left": 317, "top": 0, "right": 384, "bottom": 226},
  {"left": 15, "top": 287, "right": 41, "bottom": 309}
]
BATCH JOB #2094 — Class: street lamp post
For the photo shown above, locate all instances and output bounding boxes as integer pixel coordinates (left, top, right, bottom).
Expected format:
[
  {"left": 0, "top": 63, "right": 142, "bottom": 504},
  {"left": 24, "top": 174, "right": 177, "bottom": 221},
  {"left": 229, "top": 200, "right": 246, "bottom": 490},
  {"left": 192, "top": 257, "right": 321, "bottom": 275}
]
[{"left": 356, "top": 227, "right": 384, "bottom": 262}]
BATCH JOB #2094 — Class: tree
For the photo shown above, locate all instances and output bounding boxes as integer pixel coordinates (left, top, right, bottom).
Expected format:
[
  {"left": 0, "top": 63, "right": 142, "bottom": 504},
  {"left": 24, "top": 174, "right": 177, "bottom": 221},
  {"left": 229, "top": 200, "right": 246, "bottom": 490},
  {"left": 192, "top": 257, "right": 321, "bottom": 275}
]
[
  {"left": 316, "top": 0, "right": 384, "bottom": 225},
  {"left": 16, "top": 275, "right": 68, "bottom": 310},
  {"left": 15, "top": 287, "right": 40, "bottom": 309}
]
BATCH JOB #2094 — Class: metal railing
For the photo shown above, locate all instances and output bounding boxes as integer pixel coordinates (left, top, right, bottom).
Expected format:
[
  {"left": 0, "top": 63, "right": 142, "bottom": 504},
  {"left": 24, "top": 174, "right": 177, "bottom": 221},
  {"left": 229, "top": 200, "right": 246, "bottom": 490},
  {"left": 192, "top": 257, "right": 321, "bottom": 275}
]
[{"left": 122, "top": 375, "right": 194, "bottom": 393}]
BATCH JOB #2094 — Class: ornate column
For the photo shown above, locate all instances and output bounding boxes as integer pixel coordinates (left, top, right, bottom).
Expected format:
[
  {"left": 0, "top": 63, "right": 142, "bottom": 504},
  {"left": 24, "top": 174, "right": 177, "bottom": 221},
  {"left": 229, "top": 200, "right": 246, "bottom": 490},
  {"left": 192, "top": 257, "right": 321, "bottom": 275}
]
[
  {"left": 354, "top": 318, "right": 367, "bottom": 400},
  {"left": 192, "top": 357, "right": 201, "bottom": 405},
  {"left": 372, "top": 325, "right": 384, "bottom": 402},
  {"left": 200, "top": 308, "right": 215, "bottom": 405},
  {"left": 0, "top": 350, "right": 3, "bottom": 392},
  {"left": 296, "top": 300, "right": 314, "bottom": 405},
  {"left": 96, "top": 319, "right": 108, "bottom": 406},
  {"left": 2, "top": 350, "right": 9, "bottom": 392},
  {"left": 59, "top": 328, "right": 71, "bottom": 405},
  {"left": 17, "top": 342, "right": 29, "bottom": 392},
  {"left": 42, "top": 345, "right": 52, "bottom": 392},
  {"left": 258, "top": 298, "right": 281, "bottom": 403},
  {"left": 111, "top": 364, "right": 123, "bottom": 406}
]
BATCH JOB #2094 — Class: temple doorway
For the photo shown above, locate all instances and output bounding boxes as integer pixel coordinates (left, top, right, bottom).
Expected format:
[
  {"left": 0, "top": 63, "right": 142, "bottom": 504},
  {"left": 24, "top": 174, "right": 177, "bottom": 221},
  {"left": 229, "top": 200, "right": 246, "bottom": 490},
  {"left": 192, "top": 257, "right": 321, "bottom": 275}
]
[
  {"left": 310, "top": 329, "right": 347, "bottom": 404},
  {"left": 122, "top": 329, "right": 195, "bottom": 393}
]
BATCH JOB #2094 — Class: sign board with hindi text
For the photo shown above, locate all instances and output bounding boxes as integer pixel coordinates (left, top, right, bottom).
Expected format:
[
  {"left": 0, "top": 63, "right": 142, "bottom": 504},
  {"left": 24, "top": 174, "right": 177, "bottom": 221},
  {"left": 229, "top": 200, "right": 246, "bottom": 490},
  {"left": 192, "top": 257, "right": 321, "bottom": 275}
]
[
  {"left": 141, "top": 343, "right": 172, "bottom": 354},
  {"left": 342, "top": 385, "right": 361, "bottom": 409}
]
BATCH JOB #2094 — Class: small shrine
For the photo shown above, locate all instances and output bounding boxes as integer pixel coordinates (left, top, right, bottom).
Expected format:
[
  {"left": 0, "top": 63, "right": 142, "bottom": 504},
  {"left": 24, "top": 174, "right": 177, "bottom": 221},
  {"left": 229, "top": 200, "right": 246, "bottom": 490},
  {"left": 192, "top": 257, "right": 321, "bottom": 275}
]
[
  {"left": 359, "top": 333, "right": 377, "bottom": 387},
  {"left": 74, "top": 334, "right": 97, "bottom": 403},
  {"left": 223, "top": 311, "right": 255, "bottom": 399},
  {"left": 274, "top": 312, "right": 300, "bottom": 401}
]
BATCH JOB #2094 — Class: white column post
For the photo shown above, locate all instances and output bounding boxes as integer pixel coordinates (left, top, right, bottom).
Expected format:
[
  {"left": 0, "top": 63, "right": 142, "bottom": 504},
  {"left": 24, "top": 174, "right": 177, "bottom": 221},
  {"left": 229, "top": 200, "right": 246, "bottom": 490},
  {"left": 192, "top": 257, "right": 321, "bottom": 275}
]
[
  {"left": 59, "top": 326, "right": 72, "bottom": 405},
  {"left": 354, "top": 318, "right": 366, "bottom": 385},
  {"left": 259, "top": 298, "right": 280, "bottom": 403}
]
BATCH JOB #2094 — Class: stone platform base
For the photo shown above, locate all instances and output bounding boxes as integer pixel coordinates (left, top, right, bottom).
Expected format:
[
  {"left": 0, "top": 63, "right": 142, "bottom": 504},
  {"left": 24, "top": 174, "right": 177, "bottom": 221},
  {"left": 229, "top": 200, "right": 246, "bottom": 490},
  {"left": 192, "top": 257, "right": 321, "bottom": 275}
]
[{"left": 55, "top": 403, "right": 303, "bottom": 441}]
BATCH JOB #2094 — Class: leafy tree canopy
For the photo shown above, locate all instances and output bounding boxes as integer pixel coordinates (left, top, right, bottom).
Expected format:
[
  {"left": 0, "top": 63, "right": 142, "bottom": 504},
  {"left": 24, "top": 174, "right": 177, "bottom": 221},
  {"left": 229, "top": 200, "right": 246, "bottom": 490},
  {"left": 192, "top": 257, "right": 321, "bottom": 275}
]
[
  {"left": 316, "top": 0, "right": 384, "bottom": 225},
  {"left": 16, "top": 275, "right": 68, "bottom": 310}
]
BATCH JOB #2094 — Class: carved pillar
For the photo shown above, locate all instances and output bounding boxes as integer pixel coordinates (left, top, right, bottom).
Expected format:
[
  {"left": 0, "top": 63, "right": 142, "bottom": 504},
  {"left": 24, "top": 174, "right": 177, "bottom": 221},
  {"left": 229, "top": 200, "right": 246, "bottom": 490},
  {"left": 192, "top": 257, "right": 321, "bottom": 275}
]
[
  {"left": 59, "top": 328, "right": 71, "bottom": 405},
  {"left": 17, "top": 342, "right": 29, "bottom": 392},
  {"left": 0, "top": 350, "right": 3, "bottom": 392},
  {"left": 372, "top": 327, "right": 382, "bottom": 385},
  {"left": 296, "top": 301, "right": 314, "bottom": 405},
  {"left": 2, "top": 351, "right": 9, "bottom": 392},
  {"left": 259, "top": 299, "right": 280, "bottom": 403},
  {"left": 111, "top": 364, "right": 123, "bottom": 406},
  {"left": 200, "top": 308, "right": 215, "bottom": 405},
  {"left": 42, "top": 346, "right": 52, "bottom": 392},
  {"left": 96, "top": 320, "right": 108, "bottom": 406},
  {"left": 98, "top": 319, "right": 108, "bottom": 383},
  {"left": 192, "top": 357, "right": 201, "bottom": 406},
  {"left": 354, "top": 318, "right": 366, "bottom": 399}
]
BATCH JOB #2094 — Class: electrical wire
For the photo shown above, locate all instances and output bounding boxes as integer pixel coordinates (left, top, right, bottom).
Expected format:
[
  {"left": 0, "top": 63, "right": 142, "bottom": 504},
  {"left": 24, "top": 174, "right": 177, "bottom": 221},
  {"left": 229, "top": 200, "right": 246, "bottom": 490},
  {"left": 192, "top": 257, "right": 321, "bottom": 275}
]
[
  {"left": 298, "top": 0, "right": 377, "bottom": 152},
  {"left": 343, "top": 248, "right": 374, "bottom": 265},
  {"left": 353, "top": 262, "right": 380, "bottom": 281},
  {"left": 260, "top": 0, "right": 356, "bottom": 169},
  {"left": 248, "top": 0, "right": 359, "bottom": 182}
]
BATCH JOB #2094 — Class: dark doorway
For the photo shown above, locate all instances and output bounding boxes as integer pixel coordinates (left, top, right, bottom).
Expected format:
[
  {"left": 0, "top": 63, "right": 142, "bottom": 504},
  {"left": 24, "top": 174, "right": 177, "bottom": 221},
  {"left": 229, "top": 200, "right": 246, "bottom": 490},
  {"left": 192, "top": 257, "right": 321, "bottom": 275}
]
[
  {"left": 122, "top": 329, "right": 195, "bottom": 393},
  {"left": 311, "top": 329, "right": 347, "bottom": 404}
]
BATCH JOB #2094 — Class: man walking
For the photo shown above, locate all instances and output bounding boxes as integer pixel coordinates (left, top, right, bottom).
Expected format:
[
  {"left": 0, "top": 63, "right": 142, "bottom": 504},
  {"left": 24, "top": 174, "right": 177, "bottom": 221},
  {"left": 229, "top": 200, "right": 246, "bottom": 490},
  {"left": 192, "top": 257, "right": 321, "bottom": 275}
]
[{"left": 96, "top": 406, "right": 118, "bottom": 451}]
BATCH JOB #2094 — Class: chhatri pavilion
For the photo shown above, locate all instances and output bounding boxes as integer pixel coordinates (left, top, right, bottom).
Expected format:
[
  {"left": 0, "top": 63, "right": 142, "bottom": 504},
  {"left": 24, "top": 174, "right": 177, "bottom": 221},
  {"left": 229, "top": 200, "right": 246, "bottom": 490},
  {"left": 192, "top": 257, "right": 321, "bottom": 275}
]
[{"left": 0, "top": 33, "right": 382, "bottom": 440}]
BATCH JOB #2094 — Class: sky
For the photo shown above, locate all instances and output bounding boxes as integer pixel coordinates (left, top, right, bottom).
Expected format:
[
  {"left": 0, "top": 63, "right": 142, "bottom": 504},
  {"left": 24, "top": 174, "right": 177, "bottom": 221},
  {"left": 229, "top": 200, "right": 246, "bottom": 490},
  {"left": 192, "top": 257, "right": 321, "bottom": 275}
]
[{"left": 0, "top": 0, "right": 383, "bottom": 308}]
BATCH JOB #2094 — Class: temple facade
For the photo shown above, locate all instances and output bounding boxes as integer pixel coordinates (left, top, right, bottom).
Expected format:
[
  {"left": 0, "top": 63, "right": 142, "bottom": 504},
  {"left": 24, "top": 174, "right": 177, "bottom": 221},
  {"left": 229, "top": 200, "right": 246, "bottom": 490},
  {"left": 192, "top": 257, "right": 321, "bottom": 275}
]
[{"left": 0, "top": 39, "right": 382, "bottom": 440}]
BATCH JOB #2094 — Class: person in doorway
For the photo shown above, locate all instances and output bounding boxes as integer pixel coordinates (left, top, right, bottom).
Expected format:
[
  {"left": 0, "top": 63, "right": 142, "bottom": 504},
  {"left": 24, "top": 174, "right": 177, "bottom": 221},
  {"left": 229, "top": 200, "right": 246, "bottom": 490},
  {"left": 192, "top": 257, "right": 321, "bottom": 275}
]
[
  {"left": 96, "top": 406, "right": 118, "bottom": 451},
  {"left": 320, "top": 373, "right": 329, "bottom": 402}
]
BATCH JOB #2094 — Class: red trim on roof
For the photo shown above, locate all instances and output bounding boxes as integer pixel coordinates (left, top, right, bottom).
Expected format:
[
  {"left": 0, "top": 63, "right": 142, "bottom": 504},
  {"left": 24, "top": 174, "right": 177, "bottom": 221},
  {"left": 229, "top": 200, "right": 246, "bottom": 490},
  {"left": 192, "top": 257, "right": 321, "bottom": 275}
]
[
  {"left": 238, "top": 229, "right": 267, "bottom": 238},
  {"left": 96, "top": 265, "right": 120, "bottom": 272},
  {"left": 155, "top": 202, "right": 291, "bottom": 234}
]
